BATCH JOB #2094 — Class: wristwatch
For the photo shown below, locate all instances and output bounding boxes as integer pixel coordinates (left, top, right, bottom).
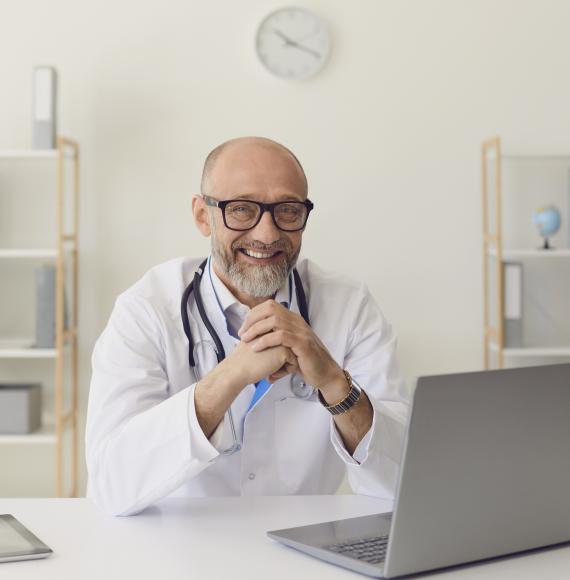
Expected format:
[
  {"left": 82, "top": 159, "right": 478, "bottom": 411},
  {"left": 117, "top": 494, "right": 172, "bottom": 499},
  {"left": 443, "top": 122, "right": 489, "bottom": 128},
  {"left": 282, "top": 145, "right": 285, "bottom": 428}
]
[{"left": 318, "top": 370, "right": 362, "bottom": 415}]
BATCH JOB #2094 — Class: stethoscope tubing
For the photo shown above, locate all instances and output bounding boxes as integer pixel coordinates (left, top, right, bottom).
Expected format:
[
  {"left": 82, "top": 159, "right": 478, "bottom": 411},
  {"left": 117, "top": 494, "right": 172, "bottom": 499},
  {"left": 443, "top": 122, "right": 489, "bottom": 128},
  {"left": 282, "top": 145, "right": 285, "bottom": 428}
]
[{"left": 180, "top": 258, "right": 311, "bottom": 455}]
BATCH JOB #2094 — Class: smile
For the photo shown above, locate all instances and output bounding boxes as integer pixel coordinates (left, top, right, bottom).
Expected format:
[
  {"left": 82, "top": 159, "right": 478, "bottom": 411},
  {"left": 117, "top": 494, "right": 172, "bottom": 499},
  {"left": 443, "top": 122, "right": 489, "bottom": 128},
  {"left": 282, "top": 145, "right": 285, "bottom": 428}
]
[{"left": 239, "top": 249, "right": 283, "bottom": 260}]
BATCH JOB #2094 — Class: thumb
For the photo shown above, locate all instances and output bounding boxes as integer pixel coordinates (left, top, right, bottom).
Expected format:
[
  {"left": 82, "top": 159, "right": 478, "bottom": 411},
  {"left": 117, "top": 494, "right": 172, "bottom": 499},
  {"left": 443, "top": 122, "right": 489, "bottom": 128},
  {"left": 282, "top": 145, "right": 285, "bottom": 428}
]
[{"left": 285, "top": 347, "right": 298, "bottom": 367}]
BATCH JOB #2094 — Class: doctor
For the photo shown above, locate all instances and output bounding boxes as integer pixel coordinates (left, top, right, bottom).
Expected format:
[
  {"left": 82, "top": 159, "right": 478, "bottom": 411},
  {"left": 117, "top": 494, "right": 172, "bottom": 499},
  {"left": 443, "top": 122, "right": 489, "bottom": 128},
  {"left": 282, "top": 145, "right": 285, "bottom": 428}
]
[{"left": 86, "top": 136, "right": 409, "bottom": 516}]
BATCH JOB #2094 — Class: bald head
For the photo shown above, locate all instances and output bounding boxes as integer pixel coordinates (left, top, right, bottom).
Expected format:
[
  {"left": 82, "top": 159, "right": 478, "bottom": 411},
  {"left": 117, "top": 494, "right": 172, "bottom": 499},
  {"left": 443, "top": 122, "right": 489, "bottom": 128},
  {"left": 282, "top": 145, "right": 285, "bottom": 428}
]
[{"left": 200, "top": 137, "right": 308, "bottom": 198}]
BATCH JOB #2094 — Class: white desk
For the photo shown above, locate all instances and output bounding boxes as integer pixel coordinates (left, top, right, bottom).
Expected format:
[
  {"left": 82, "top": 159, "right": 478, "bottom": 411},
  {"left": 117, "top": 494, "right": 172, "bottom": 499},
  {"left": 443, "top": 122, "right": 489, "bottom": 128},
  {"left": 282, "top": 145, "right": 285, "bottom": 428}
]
[{"left": 1, "top": 495, "right": 569, "bottom": 579}]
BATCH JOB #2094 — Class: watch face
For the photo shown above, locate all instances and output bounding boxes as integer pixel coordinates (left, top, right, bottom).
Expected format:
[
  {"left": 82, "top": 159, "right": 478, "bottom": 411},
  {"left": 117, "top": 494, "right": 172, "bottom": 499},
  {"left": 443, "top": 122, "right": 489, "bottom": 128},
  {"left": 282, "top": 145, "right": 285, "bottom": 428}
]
[{"left": 255, "top": 7, "right": 331, "bottom": 80}]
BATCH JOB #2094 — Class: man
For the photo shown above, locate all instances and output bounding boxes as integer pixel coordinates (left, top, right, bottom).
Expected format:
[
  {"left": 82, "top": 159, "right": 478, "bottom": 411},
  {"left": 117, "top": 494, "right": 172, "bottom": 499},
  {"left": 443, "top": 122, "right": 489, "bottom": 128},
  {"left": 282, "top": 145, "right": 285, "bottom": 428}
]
[{"left": 86, "top": 137, "right": 408, "bottom": 516}]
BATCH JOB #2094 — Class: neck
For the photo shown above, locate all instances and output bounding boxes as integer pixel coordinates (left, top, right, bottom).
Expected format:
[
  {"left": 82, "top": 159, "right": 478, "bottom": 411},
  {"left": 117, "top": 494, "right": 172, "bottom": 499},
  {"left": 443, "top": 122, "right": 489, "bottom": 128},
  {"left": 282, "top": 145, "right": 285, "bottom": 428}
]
[{"left": 212, "top": 263, "right": 272, "bottom": 309}]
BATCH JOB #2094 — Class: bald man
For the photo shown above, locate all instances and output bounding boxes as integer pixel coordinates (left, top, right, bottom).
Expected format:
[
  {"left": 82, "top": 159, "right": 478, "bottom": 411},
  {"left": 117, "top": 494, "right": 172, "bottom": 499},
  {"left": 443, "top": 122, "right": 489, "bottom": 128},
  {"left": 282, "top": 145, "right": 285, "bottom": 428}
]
[{"left": 86, "top": 137, "right": 409, "bottom": 516}]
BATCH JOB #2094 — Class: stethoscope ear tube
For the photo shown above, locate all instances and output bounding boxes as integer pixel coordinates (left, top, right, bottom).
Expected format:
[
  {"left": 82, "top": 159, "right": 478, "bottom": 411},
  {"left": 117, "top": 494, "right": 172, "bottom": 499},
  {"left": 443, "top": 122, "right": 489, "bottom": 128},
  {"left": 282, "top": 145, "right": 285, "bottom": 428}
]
[
  {"left": 181, "top": 279, "right": 197, "bottom": 367},
  {"left": 193, "top": 262, "right": 226, "bottom": 363},
  {"left": 181, "top": 259, "right": 228, "bottom": 367},
  {"left": 293, "top": 268, "right": 309, "bottom": 325}
]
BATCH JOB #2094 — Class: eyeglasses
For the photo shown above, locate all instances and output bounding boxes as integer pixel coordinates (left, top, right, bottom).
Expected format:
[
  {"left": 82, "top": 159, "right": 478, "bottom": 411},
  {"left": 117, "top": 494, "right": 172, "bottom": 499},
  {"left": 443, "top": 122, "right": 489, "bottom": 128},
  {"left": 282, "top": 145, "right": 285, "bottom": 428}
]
[{"left": 202, "top": 194, "right": 314, "bottom": 232}]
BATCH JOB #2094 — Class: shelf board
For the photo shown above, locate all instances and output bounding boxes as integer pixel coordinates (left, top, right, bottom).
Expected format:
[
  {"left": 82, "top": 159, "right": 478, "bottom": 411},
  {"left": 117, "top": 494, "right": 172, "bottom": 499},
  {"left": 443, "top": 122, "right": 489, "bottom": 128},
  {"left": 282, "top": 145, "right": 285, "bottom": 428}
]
[
  {"left": 0, "top": 340, "right": 57, "bottom": 358},
  {"left": 489, "top": 343, "right": 570, "bottom": 357},
  {"left": 0, "top": 248, "right": 57, "bottom": 259},
  {"left": 487, "top": 247, "right": 570, "bottom": 260},
  {"left": 0, "top": 424, "right": 56, "bottom": 445},
  {"left": 485, "top": 151, "right": 570, "bottom": 161},
  {"left": 0, "top": 338, "right": 72, "bottom": 358},
  {"left": 0, "top": 149, "right": 57, "bottom": 159},
  {"left": 504, "top": 347, "right": 570, "bottom": 357},
  {"left": 0, "top": 348, "right": 57, "bottom": 359}
]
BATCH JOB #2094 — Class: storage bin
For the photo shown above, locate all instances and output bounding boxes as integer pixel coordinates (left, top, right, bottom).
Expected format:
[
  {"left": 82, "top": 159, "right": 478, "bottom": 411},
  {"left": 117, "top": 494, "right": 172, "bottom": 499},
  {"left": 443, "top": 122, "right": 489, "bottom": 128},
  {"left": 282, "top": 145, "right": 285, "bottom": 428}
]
[{"left": 0, "top": 383, "right": 42, "bottom": 434}]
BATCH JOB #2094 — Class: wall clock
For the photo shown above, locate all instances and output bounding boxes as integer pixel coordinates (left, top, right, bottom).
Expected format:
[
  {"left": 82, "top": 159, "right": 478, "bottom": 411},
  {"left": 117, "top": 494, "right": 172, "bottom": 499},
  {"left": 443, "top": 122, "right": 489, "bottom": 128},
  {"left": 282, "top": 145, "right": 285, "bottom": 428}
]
[{"left": 255, "top": 7, "right": 331, "bottom": 80}]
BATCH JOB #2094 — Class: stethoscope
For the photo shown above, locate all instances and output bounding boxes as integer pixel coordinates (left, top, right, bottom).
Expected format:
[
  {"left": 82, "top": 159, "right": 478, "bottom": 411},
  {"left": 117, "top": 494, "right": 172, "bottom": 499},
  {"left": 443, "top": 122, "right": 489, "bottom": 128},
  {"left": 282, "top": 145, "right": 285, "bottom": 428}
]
[{"left": 180, "top": 258, "right": 315, "bottom": 455}]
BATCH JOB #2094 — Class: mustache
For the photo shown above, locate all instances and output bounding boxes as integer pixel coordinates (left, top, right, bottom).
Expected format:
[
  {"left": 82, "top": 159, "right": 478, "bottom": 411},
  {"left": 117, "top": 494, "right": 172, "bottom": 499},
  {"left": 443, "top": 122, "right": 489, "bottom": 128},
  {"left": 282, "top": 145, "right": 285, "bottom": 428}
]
[{"left": 232, "top": 240, "right": 292, "bottom": 253}]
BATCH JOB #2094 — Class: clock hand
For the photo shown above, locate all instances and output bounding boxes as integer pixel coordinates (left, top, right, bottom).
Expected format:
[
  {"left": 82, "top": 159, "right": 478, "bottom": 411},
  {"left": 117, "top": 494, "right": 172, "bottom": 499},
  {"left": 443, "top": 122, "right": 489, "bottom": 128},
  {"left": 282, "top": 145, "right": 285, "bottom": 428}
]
[
  {"left": 289, "top": 42, "right": 322, "bottom": 59},
  {"left": 273, "top": 28, "right": 296, "bottom": 46},
  {"left": 272, "top": 28, "right": 322, "bottom": 59}
]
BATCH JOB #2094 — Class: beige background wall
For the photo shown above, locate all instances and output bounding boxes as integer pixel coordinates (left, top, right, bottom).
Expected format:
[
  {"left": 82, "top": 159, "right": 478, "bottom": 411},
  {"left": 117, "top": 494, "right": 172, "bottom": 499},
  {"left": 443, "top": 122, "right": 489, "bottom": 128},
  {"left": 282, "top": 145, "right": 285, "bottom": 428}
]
[{"left": 1, "top": 0, "right": 570, "bottom": 495}]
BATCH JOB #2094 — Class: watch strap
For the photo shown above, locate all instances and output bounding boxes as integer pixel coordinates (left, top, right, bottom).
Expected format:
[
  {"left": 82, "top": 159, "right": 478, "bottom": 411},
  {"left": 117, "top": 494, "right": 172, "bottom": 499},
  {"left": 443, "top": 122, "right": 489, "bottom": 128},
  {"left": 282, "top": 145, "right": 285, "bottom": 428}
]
[{"left": 318, "top": 370, "right": 362, "bottom": 415}]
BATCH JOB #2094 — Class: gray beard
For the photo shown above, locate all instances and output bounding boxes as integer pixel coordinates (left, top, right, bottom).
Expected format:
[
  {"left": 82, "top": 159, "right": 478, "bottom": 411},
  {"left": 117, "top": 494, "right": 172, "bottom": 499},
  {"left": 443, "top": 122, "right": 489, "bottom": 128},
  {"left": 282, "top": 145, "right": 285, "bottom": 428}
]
[{"left": 210, "top": 222, "right": 299, "bottom": 298}]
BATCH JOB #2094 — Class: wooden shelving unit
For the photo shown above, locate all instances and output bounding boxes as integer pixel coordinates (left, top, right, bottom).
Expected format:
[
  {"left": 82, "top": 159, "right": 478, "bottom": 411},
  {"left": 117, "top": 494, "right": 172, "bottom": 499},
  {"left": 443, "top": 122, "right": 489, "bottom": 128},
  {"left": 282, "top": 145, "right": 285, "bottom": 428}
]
[
  {"left": 0, "top": 137, "right": 79, "bottom": 497},
  {"left": 482, "top": 136, "right": 570, "bottom": 369}
]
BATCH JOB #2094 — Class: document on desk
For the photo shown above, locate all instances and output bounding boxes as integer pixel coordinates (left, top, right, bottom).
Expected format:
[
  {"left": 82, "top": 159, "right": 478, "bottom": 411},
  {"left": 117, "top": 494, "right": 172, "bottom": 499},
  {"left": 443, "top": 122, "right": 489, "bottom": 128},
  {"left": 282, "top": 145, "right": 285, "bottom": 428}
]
[{"left": 0, "top": 515, "right": 52, "bottom": 563}]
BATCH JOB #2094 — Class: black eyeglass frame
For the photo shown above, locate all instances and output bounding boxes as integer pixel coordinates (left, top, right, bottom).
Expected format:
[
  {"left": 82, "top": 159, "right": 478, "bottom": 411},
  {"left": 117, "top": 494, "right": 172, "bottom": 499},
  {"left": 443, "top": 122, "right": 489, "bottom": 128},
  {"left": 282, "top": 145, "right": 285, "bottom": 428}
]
[{"left": 202, "top": 194, "right": 314, "bottom": 232}]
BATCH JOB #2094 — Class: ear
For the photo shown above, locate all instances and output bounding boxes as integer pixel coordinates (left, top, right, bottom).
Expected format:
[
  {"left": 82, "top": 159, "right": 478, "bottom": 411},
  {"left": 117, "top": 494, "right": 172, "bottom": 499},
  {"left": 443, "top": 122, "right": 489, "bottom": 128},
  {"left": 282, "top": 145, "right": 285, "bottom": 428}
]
[{"left": 192, "top": 195, "right": 211, "bottom": 237}]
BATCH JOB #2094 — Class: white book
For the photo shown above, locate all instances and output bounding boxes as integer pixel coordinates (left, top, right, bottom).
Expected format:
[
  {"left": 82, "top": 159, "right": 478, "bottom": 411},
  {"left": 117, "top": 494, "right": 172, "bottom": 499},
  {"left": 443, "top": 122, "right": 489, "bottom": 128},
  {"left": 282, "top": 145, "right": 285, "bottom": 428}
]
[
  {"left": 32, "top": 66, "right": 57, "bottom": 149},
  {"left": 504, "top": 263, "right": 522, "bottom": 320},
  {"left": 503, "top": 262, "right": 523, "bottom": 348}
]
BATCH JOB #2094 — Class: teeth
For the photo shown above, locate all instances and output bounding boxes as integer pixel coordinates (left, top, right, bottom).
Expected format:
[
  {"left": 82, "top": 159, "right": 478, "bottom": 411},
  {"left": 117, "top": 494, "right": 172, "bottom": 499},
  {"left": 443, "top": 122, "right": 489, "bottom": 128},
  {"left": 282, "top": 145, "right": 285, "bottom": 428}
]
[{"left": 243, "top": 249, "right": 277, "bottom": 259}]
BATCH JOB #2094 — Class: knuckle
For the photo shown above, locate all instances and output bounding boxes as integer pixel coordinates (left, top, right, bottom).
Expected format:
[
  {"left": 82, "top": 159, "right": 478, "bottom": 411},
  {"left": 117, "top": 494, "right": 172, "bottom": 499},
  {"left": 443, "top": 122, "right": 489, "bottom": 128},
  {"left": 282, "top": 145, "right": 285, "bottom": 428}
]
[{"left": 293, "top": 312, "right": 305, "bottom": 325}]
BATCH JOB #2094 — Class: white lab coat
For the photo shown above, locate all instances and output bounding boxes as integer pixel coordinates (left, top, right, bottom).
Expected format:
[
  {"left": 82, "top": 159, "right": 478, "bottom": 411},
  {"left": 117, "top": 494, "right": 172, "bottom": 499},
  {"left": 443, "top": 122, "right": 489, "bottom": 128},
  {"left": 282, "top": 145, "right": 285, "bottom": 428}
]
[{"left": 86, "top": 256, "right": 409, "bottom": 516}]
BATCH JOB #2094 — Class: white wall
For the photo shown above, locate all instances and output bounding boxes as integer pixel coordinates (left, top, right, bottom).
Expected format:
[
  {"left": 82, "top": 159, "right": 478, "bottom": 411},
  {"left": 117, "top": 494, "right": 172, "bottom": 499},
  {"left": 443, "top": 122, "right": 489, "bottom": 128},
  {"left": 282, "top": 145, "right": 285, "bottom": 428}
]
[{"left": 2, "top": 0, "right": 570, "bottom": 495}]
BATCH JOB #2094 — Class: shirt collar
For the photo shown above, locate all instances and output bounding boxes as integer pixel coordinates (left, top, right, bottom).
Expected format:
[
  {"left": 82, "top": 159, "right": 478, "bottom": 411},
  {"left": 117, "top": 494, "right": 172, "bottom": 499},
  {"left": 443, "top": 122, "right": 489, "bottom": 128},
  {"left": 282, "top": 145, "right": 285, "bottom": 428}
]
[{"left": 208, "top": 257, "right": 291, "bottom": 314}]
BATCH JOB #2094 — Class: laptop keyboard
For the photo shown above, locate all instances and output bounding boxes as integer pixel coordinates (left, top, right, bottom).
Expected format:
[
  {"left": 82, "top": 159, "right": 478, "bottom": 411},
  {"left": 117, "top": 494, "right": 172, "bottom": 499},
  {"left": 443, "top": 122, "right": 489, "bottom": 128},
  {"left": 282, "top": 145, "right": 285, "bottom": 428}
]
[{"left": 324, "top": 534, "right": 389, "bottom": 565}]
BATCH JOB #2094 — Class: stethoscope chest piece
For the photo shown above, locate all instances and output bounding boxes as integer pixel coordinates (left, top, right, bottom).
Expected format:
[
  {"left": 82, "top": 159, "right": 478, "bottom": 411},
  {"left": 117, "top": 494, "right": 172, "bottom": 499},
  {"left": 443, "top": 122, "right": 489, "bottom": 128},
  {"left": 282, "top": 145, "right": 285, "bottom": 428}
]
[{"left": 290, "top": 374, "right": 315, "bottom": 400}]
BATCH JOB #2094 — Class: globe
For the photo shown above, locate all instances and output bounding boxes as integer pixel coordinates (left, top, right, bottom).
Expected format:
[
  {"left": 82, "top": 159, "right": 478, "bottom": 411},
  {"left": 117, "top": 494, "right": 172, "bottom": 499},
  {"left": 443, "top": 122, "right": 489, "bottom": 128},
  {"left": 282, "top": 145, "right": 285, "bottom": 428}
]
[{"left": 532, "top": 206, "right": 561, "bottom": 249}]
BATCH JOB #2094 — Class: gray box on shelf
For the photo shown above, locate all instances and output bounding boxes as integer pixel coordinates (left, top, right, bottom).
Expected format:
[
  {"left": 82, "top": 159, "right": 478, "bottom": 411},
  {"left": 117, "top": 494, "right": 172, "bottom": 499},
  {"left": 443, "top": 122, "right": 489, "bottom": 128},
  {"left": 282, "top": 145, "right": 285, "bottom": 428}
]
[
  {"left": 35, "top": 264, "right": 56, "bottom": 347},
  {"left": 503, "top": 262, "right": 523, "bottom": 348},
  {"left": 0, "top": 383, "right": 42, "bottom": 434},
  {"left": 32, "top": 66, "right": 57, "bottom": 149}
]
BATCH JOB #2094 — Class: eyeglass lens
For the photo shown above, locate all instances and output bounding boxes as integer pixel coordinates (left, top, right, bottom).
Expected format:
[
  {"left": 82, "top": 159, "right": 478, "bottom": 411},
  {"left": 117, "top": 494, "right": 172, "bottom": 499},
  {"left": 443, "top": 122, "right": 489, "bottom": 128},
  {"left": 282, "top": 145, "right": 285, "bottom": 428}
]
[{"left": 225, "top": 201, "right": 308, "bottom": 231}]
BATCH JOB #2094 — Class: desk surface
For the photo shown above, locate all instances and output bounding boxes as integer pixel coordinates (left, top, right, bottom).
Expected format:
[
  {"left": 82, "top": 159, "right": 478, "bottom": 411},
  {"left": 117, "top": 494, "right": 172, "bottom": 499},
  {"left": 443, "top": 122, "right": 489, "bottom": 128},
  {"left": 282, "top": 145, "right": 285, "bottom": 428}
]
[{"left": 1, "top": 495, "right": 569, "bottom": 580}]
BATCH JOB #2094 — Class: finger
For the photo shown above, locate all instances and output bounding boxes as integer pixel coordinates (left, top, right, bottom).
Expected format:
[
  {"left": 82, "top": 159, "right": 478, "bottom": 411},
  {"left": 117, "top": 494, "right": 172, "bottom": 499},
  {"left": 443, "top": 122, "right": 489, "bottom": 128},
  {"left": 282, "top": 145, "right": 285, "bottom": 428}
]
[
  {"left": 284, "top": 361, "right": 299, "bottom": 375},
  {"left": 269, "top": 359, "right": 300, "bottom": 383},
  {"left": 240, "top": 315, "right": 281, "bottom": 342},
  {"left": 238, "top": 300, "right": 287, "bottom": 336},
  {"left": 284, "top": 347, "right": 299, "bottom": 369},
  {"left": 251, "top": 330, "right": 288, "bottom": 352},
  {"left": 269, "top": 369, "right": 289, "bottom": 382},
  {"left": 252, "top": 327, "right": 312, "bottom": 355},
  {"left": 269, "top": 362, "right": 294, "bottom": 381}
]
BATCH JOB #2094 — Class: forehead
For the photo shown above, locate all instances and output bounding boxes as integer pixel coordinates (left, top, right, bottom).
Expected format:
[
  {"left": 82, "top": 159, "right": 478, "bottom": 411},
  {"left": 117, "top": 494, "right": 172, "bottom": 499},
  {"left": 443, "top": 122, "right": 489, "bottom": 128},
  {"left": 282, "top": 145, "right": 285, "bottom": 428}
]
[{"left": 209, "top": 143, "right": 307, "bottom": 201}]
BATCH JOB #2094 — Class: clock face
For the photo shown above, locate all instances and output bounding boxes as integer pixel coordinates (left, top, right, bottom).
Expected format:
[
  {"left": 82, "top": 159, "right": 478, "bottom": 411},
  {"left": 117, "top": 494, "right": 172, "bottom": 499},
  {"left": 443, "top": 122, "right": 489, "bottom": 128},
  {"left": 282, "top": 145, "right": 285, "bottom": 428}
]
[{"left": 255, "top": 7, "right": 331, "bottom": 80}]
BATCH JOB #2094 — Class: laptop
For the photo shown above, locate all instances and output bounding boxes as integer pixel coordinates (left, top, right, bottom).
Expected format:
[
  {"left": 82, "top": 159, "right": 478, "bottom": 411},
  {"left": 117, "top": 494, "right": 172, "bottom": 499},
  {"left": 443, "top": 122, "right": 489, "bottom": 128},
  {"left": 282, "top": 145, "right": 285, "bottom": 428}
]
[{"left": 268, "top": 363, "right": 570, "bottom": 578}]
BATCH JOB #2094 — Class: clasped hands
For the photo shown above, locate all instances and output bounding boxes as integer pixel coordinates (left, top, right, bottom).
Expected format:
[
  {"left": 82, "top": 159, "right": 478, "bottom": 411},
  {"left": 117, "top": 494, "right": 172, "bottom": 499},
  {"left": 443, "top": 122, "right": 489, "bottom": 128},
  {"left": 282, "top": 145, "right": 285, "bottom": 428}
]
[{"left": 229, "top": 300, "right": 345, "bottom": 397}]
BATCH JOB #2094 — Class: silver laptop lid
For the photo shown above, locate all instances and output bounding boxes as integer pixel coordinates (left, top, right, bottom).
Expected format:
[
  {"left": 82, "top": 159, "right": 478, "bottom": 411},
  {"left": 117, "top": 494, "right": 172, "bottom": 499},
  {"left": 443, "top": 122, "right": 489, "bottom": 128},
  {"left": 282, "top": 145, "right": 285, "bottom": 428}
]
[{"left": 384, "top": 363, "right": 570, "bottom": 578}]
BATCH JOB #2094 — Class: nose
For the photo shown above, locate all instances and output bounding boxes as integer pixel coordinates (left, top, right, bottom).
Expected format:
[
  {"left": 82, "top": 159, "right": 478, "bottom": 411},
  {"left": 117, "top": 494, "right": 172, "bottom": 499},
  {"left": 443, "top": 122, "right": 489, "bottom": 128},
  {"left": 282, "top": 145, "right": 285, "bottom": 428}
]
[{"left": 250, "top": 209, "right": 281, "bottom": 244}]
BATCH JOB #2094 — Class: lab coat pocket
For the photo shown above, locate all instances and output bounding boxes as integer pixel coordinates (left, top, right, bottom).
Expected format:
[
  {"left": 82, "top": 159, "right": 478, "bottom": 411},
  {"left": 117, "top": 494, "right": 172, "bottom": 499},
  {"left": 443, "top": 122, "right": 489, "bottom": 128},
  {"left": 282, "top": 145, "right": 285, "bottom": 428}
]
[{"left": 273, "top": 397, "right": 330, "bottom": 494}]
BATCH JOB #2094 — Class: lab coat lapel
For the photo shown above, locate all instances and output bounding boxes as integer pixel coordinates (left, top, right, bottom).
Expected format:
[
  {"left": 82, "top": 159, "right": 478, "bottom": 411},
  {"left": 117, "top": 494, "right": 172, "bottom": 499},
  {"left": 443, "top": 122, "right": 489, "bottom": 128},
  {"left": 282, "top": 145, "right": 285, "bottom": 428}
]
[{"left": 201, "top": 262, "right": 254, "bottom": 443}]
